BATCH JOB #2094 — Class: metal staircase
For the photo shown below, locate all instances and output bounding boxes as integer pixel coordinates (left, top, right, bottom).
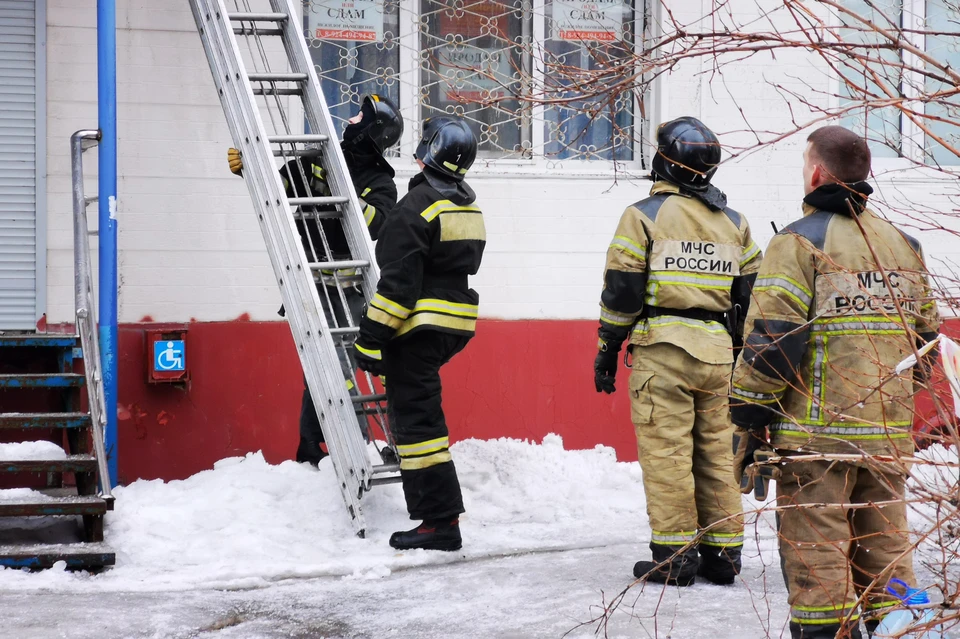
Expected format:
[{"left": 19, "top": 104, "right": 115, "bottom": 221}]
[
  {"left": 0, "top": 131, "right": 115, "bottom": 569},
  {"left": 189, "top": 0, "right": 399, "bottom": 536}
]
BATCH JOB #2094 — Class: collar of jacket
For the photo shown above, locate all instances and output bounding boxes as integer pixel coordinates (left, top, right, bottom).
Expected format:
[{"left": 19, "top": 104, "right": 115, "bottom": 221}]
[
  {"left": 650, "top": 180, "right": 683, "bottom": 196},
  {"left": 649, "top": 180, "right": 728, "bottom": 211},
  {"left": 802, "top": 181, "right": 873, "bottom": 216},
  {"left": 341, "top": 143, "right": 396, "bottom": 178}
]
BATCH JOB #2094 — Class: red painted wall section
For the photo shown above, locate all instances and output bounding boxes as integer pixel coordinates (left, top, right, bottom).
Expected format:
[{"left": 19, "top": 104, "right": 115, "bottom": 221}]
[
  {"left": 113, "top": 319, "right": 636, "bottom": 483},
  {"left": 109, "top": 318, "right": 956, "bottom": 484}
]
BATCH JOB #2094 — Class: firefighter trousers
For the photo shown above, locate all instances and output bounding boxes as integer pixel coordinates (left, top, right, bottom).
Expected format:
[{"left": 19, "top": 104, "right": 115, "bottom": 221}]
[
  {"left": 299, "top": 284, "right": 368, "bottom": 443},
  {"left": 629, "top": 342, "right": 744, "bottom": 573},
  {"left": 778, "top": 459, "right": 913, "bottom": 638},
  {"left": 383, "top": 330, "right": 470, "bottom": 521}
]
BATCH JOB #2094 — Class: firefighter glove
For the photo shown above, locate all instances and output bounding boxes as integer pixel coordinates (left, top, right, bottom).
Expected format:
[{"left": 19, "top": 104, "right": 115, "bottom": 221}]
[
  {"left": 354, "top": 340, "right": 385, "bottom": 377},
  {"left": 594, "top": 338, "right": 621, "bottom": 394},
  {"left": 733, "top": 428, "right": 777, "bottom": 500},
  {"left": 227, "top": 147, "right": 244, "bottom": 176}
]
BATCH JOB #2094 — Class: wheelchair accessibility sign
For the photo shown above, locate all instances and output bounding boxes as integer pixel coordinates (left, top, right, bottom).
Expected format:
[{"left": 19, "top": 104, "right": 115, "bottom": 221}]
[{"left": 154, "top": 340, "right": 185, "bottom": 372}]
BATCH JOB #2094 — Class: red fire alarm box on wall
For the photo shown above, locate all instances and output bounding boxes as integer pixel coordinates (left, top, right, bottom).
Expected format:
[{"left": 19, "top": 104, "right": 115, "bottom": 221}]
[{"left": 146, "top": 329, "right": 189, "bottom": 384}]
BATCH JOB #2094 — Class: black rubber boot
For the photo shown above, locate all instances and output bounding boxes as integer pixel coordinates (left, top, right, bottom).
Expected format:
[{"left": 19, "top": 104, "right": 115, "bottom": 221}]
[
  {"left": 697, "top": 544, "right": 741, "bottom": 585},
  {"left": 633, "top": 544, "right": 698, "bottom": 587},
  {"left": 295, "top": 438, "right": 327, "bottom": 467},
  {"left": 389, "top": 518, "right": 462, "bottom": 551}
]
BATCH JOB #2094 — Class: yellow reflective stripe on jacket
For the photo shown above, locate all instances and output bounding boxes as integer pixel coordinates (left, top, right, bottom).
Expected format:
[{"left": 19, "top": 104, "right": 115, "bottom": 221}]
[
  {"left": 312, "top": 164, "right": 325, "bottom": 180},
  {"left": 634, "top": 316, "right": 728, "bottom": 335},
  {"left": 397, "top": 436, "right": 449, "bottom": 457},
  {"left": 394, "top": 298, "right": 480, "bottom": 336},
  {"left": 371, "top": 294, "right": 412, "bottom": 320},
  {"left": 610, "top": 235, "right": 646, "bottom": 261},
  {"left": 396, "top": 312, "right": 477, "bottom": 336},
  {"left": 648, "top": 271, "right": 734, "bottom": 290},
  {"left": 810, "top": 316, "right": 911, "bottom": 336},
  {"left": 355, "top": 344, "right": 382, "bottom": 360},
  {"left": 740, "top": 240, "right": 761, "bottom": 267},
  {"left": 731, "top": 384, "right": 782, "bottom": 405},
  {"left": 754, "top": 275, "right": 813, "bottom": 312},
  {"left": 400, "top": 451, "right": 453, "bottom": 470},
  {"left": 361, "top": 187, "right": 372, "bottom": 197},
  {"left": 600, "top": 305, "right": 637, "bottom": 327},
  {"left": 700, "top": 532, "right": 744, "bottom": 547},
  {"left": 410, "top": 299, "right": 478, "bottom": 318},
  {"left": 650, "top": 530, "right": 697, "bottom": 546},
  {"left": 770, "top": 420, "right": 913, "bottom": 439},
  {"left": 421, "top": 200, "right": 482, "bottom": 223},
  {"left": 364, "top": 205, "right": 376, "bottom": 227},
  {"left": 791, "top": 603, "right": 859, "bottom": 625}
]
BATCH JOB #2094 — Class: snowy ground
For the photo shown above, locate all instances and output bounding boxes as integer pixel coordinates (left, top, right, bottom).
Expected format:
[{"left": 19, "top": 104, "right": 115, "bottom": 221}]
[{"left": 0, "top": 436, "right": 953, "bottom": 638}]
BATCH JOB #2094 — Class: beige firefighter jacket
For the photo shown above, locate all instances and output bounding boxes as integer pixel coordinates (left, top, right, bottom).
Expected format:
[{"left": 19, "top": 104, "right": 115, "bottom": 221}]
[
  {"left": 599, "top": 181, "right": 763, "bottom": 365},
  {"left": 731, "top": 201, "right": 940, "bottom": 455}
]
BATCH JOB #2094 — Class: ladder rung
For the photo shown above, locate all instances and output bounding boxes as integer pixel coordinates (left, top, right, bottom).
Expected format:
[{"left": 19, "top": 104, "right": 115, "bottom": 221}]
[
  {"left": 330, "top": 327, "right": 361, "bottom": 336},
  {"left": 228, "top": 12, "right": 288, "bottom": 22},
  {"left": 248, "top": 73, "right": 307, "bottom": 82},
  {"left": 274, "top": 148, "right": 323, "bottom": 157},
  {"left": 308, "top": 260, "right": 369, "bottom": 271},
  {"left": 294, "top": 210, "right": 342, "bottom": 221},
  {"left": 288, "top": 196, "right": 349, "bottom": 207},
  {"left": 353, "top": 394, "right": 387, "bottom": 404},
  {"left": 269, "top": 134, "right": 330, "bottom": 144},
  {"left": 254, "top": 87, "right": 301, "bottom": 95}
]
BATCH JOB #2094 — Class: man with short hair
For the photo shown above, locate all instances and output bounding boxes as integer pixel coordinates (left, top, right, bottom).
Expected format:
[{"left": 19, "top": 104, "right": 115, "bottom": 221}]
[{"left": 731, "top": 125, "right": 940, "bottom": 639}]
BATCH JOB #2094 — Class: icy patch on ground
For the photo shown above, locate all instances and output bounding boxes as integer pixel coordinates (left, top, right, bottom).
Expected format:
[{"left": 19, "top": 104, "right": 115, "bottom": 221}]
[
  {"left": 0, "top": 441, "right": 66, "bottom": 461},
  {"left": 0, "top": 435, "right": 650, "bottom": 593}
]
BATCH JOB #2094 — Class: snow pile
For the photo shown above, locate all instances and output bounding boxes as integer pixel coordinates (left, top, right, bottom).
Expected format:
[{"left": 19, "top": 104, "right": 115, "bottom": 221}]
[
  {"left": 0, "top": 441, "right": 66, "bottom": 461},
  {"left": 0, "top": 488, "right": 57, "bottom": 503},
  {"left": 0, "top": 435, "right": 650, "bottom": 592}
]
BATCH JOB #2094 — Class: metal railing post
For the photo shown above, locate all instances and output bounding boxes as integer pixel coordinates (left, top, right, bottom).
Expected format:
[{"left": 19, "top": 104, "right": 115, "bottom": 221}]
[{"left": 71, "top": 130, "right": 114, "bottom": 502}]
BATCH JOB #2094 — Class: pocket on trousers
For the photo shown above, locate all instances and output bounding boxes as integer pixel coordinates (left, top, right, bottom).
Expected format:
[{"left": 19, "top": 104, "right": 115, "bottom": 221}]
[{"left": 629, "top": 369, "right": 656, "bottom": 425}]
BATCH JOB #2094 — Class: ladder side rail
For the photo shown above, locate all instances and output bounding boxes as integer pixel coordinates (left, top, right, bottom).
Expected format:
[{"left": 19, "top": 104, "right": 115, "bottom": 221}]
[
  {"left": 71, "top": 129, "right": 114, "bottom": 501},
  {"left": 270, "top": 0, "right": 381, "bottom": 303},
  {"left": 190, "top": 0, "right": 371, "bottom": 531}
]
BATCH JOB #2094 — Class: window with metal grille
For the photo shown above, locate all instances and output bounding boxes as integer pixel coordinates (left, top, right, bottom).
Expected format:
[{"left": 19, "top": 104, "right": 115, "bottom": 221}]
[{"left": 305, "top": 0, "right": 643, "bottom": 165}]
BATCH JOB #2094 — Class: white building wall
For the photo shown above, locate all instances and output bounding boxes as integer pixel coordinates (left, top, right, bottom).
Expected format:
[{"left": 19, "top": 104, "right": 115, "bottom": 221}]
[{"left": 42, "top": 0, "right": 960, "bottom": 324}]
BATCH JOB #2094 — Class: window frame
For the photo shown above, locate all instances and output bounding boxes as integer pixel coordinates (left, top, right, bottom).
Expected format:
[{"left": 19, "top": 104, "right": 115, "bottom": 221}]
[
  {"left": 831, "top": 0, "right": 960, "bottom": 173},
  {"left": 391, "top": 0, "right": 651, "bottom": 175}
]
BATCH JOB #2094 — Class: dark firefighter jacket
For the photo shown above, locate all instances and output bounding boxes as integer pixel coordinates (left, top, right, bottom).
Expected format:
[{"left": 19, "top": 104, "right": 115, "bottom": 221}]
[
  {"left": 279, "top": 146, "right": 397, "bottom": 262},
  {"left": 358, "top": 172, "right": 486, "bottom": 347}
]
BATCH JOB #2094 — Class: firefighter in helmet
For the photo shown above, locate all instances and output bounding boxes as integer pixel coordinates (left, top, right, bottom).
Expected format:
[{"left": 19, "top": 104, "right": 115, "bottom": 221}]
[
  {"left": 731, "top": 126, "right": 940, "bottom": 638},
  {"left": 228, "top": 94, "right": 403, "bottom": 466},
  {"left": 594, "top": 117, "right": 762, "bottom": 585},
  {"left": 353, "top": 116, "right": 485, "bottom": 551}
]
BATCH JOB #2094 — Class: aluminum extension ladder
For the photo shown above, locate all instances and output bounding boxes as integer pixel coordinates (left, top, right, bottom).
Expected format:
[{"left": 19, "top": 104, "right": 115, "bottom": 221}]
[{"left": 189, "top": 0, "right": 399, "bottom": 536}]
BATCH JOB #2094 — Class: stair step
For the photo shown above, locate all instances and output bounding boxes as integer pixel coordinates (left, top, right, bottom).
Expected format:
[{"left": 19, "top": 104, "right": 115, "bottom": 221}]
[
  {"left": 0, "top": 456, "right": 97, "bottom": 474},
  {"left": 0, "top": 374, "right": 84, "bottom": 389},
  {"left": 247, "top": 72, "right": 306, "bottom": 82},
  {"left": 0, "top": 413, "right": 91, "bottom": 429},
  {"left": 0, "top": 335, "right": 76, "bottom": 348},
  {"left": 0, "top": 494, "right": 107, "bottom": 517},
  {"left": 0, "top": 542, "right": 114, "bottom": 569}
]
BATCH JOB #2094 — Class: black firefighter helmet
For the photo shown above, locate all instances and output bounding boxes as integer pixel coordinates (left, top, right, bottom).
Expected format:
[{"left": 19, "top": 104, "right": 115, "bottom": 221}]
[
  {"left": 415, "top": 116, "right": 478, "bottom": 183},
  {"left": 651, "top": 117, "right": 722, "bottom": 191},
  {"left": 342, "top": 94, "right": 404, "bottom": 155}
]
